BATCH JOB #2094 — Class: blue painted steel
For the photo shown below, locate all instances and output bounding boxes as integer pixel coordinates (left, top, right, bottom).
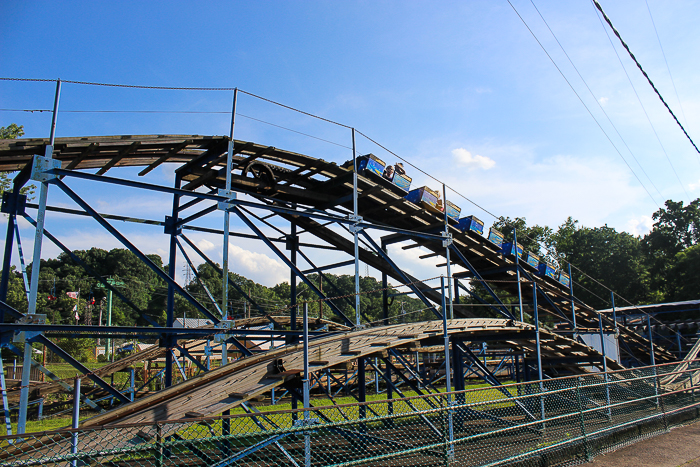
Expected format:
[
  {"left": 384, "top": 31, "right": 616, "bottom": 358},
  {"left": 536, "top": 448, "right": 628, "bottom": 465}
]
[
  {"left": 448, "top": 245, "right": 514, "bottom": 319},
  {"left": 179, "top": 234, "right": 272, "bottom": 321},
  {"left": 537, "top": 262, "right": 557, "bottom": 279},
  {"left": 457, "top": 215, "right": 484, "bottom": 235},
  {"left": 175, "top": 237, "right": 223, "bottom": 316},
  {"left": 0, "top": 301, "right": 130, "bottom": 404},
  {"left": 359, "top": 231, "right": 443, "bottom": 320},
  {"left": 0, "top": 323, "right": 326, "bottom": 339},
  {"left": 0, "top": 353, "right": 12, "bottom": 439},
  {"left": 487, "top": 228, "right": 504, "bottom": 247},
  {"left": 356, "top": 153, "right": 386, "bottom": 176},
  {"left": 22, "top": 213, "right": 159, "bottom": 327},
  {"left": 231, "top": 207, "right": 353, "bottom": 326},
  {"left": 52, "top": 178, "right": 223, "bottom": 325},
  {"left": 53, "top": 168, "right": 443, "bottom": 241}
]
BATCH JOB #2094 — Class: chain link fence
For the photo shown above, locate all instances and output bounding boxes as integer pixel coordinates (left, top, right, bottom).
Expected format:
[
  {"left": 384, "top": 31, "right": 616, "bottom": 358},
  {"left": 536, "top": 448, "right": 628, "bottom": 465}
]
[{"left": 1, "top": 360, "right": 698, "bottom": 466}]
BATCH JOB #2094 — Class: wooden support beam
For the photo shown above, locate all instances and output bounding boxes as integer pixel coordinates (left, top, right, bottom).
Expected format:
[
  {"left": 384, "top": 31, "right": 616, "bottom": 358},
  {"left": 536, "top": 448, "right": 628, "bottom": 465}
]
[
  {"left": 138, "top": 139, "right": 193, "bottom": 176},
  {"left": 96, "top": 142, "right": 141, "bottom": 176}
]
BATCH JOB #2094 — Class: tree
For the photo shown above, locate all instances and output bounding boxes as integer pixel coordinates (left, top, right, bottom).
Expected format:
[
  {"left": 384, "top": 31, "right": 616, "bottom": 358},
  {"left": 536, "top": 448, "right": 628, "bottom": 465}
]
[
  {"left": 0, "top": 123, "right": 35, "bottom": 200},
  {"left": 553, "top": 223, "right": 653, "bottom": 308},
  {"left": 492, "top": 216, "right": 554, "bottom": 261},
  {"left": 643, "top": 199, "right": 700, "bottom": 298},
  {"left": 665, "top": 244, "right": 700, "bottom": 302}
]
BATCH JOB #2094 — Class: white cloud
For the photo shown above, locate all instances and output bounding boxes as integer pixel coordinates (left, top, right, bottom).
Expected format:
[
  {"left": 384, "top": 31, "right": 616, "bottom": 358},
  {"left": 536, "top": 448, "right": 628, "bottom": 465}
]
[
  {"left": 599, "top": 97, "right": 609, "bottom": 106},
  {"left": 228, "top": 243, "right": 287, "bottom": 286},
  {"left": 451, "top": 148, "right": 496, "bottom": 170},
  {"left": 197, "top": 239, "right": 215, "bottom": 251},
  {"left": 690, "top": 179, "right": 700, "bottom": 191},
  {"left": 625, "top": 216, "right": 653, "bottom": 236}
]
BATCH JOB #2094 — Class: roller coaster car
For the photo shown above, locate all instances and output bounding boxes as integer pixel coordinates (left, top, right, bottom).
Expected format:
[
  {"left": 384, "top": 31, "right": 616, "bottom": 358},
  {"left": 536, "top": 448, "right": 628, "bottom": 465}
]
[
  {"left": 243, "top": 161, "right": 276, "bottom": 193},
  {"left": 557, "top": 271, "right": 571, "bottom": 288},
  {"left": 537, "top": 263, "right": 557, "bottom": 280},
  {"left": 501, "top": 242, "right": 524, "bottom": 259},
  {"left": 458, "top": 215, "right": 485, "bottom": 235},
  {"left": 524, "top": 252, "right": 540, "bottom": 269},
  {"left": 356, "top": 153, "right": 386, "bottom": 176},
  {"left": 405, "top": 186, "right": 440, "bottom": 210},
  {"left": 488, "top": 227, "right": 504, "bottom": 247}
]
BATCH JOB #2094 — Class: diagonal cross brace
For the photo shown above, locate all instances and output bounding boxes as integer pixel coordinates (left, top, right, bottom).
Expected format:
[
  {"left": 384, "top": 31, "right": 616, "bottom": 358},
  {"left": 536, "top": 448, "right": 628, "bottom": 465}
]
[
  {"left": 231, "top": 206, "right": 353, "bottom": 326},
  {"left": 179, "top": 234, "right": 273, "bottom": 324},
  {"left": 52, "top": 178, "right": 221, "bottom": 324},
  {"left": 0, "top": 300, "right": 130, "bottom": 404},
  {"left": 459, "top": 344, "right": 537, "bottom": 421},
  {"left": 360, "top": 232, "right": 442, "bottom": 320},
  {"left": 449, "top": 245, "right": 514, "bottom": 319},
  {"left": 22, "top": 213, "right": 159, "bottom": 327}
]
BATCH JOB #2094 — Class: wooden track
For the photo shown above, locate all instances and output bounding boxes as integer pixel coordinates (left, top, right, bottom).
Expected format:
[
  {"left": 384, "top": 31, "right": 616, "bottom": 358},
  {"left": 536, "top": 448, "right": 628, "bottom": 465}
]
[
  {"left": 81, "top": 318, "right": 622, "bottom": 428},
  {"left": 6, "top": 316, "right": 348, "bottom": 402},
  {"left": 0, "top": 134, "right": 674, "bottom": 366}
]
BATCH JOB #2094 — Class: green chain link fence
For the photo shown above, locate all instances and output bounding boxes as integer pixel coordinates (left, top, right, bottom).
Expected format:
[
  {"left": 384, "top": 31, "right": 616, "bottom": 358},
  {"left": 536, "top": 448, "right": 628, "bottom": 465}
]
[{"left": 1, "top": 360, "right": 698, "bottom": 466}]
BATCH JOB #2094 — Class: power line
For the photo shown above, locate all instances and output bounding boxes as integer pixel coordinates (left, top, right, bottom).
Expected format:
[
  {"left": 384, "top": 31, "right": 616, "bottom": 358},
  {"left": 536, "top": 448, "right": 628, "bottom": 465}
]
[
  {"left": 506, "top": 0, "right": 660, "bottom": 209},
  {"left": 530, "top": 0, "right": 664, "bottom": 202},
  {"left": 590, "top": 0, "right": 692, "bottom": 203},
  {"left": 592, "top": 0, "right": 700, "bottom": 159},
  {"left": 644, "top": 0, "right": 689, "bottom": 129}
]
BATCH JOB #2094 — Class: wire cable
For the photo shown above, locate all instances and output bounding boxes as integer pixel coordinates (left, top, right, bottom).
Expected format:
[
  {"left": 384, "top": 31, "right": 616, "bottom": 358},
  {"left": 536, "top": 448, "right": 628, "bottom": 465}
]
[
  {"left": 592, "top": 0, "right": 700, "bottom": 158},
  {"left": 644, "top": 0, "right": 689, "bottom": 129},
  {"left": 530, "top": 0, "right": 663, "bottom": 202},
  {"left": 506, "top": 0, "right": 660, "bottom": 209},
  {"left": 590, "top": 1, "right": 693, "bottom": 202}
]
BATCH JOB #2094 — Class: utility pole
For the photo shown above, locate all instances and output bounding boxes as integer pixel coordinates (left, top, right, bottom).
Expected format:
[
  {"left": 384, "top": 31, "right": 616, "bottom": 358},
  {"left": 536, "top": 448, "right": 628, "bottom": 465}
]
[{"left": 96, "top": 277, "right": 125, "bottom": 361}]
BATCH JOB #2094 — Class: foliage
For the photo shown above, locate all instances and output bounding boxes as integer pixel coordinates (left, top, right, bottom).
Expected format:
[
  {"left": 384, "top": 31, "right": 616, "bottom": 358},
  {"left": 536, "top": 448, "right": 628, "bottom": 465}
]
[
  {"left": 0, "top": 123, "right": 36, "bottom": 200},
  {"left": 54, "top": 338, "right": 96, "bottom": 363},
  {"left": 643, "top": 199, "right": 700, "bottom": 298},
  {"left": 493, "top": 216, "right": 554, "bottom": 261}
]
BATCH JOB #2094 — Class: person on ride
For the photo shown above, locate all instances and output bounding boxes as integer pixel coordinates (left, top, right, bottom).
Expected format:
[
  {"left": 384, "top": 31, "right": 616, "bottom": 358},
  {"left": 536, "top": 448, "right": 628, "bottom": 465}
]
[
  {"left": 435, "top": 190, "right": 444, "bottom": 212},
  {"left": 395, "top": 162, "right": 406, "bottom": 176},
  {"left": 383, "top": 165, "right": 394, "bottom": 180}
]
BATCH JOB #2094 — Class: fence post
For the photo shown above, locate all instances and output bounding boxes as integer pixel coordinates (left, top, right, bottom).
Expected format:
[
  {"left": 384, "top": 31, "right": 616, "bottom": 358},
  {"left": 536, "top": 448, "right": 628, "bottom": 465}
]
[
  {"left": 576, "top": 377, "right": 591, "bottom": 462},
  {"left": 71, "top": 376, "right": 80, "bottom": 467},
  {"left": 656, "top": 369, "right": 669, "bottom": 432},
  {"left": 155, "top": 422, "right": 163, "bottom": 467}
]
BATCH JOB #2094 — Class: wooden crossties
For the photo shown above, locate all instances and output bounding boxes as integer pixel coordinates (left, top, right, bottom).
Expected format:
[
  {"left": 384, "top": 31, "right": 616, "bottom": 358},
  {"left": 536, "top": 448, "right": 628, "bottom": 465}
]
[{"left": 81, "top": 318, "right": 621, "bottom": 429}]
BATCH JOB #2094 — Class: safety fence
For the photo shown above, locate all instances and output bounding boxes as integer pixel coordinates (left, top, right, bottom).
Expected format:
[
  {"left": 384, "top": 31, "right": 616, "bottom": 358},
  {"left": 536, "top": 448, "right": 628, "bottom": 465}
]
[{"left": 0, "top": 360, "right": 699, "bottom": 466}]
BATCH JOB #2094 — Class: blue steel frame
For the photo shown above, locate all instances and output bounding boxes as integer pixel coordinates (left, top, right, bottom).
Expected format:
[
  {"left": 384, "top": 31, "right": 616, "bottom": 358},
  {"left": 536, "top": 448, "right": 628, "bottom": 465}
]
[{"left": 0, "top": 123, "right": 624, "bottom": 440}]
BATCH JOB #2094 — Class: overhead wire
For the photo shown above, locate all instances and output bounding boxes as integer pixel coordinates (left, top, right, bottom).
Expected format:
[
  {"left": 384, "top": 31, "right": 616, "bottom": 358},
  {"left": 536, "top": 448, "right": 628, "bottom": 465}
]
[
  {"left": 644, "top": 0, "right": 689, "bottom": 129},
  {"left": 592, "top": 0, "right": 700, "bottom": 160},
  {"left": 0, "top": 76, "right": 682, "bottom": 346},
  {"left": 529, "top": 0, "right": 664, "bottom": 202},
  {"left": 589, "top": 0, "right": 693, "bottom": 202},
  {"left": 506, "top": 0, "right": 660, "bottom": 209}
]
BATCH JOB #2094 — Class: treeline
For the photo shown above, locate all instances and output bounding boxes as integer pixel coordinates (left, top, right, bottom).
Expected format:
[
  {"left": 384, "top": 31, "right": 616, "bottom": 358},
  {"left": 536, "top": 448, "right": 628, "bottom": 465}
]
[
  {"left": 492, "top": 198, "right": 699, "bottom": 311},
  {"left": 4, "top": 249, "right": 428, "bottom": 327}
]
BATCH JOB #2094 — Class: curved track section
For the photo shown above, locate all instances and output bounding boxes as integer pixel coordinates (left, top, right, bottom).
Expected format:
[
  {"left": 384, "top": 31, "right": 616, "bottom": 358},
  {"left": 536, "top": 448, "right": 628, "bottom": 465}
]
[
  {"left": 0, "top": 134, "right": 673, "bottom": 364},
  {"left": 83, "top": 318, "right": 622, "bottom": 428}
]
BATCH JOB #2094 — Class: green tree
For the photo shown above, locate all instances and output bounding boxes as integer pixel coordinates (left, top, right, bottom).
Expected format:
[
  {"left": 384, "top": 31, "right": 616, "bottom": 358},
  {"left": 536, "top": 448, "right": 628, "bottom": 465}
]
[
  {"left": 643, "top": 199, "right": 700, "bottom": 298},
  {"left": 665, "top": 244, "right": 700, "bottom": 302},
  {"left": 493, "top": 216, "right": 554, "bottom": 261},
  {"left": 0, "top": 123, "right": 35, "bottom": 199},
  {"left": 553, "top": 222, "right": 652, "bottom": 308}
]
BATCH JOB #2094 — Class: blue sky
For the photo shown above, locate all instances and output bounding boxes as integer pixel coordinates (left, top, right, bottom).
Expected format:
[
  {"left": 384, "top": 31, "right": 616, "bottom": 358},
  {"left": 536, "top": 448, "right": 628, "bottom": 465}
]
[{"left": 1, "top": 1, "right": 699, "bottom": 288}]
